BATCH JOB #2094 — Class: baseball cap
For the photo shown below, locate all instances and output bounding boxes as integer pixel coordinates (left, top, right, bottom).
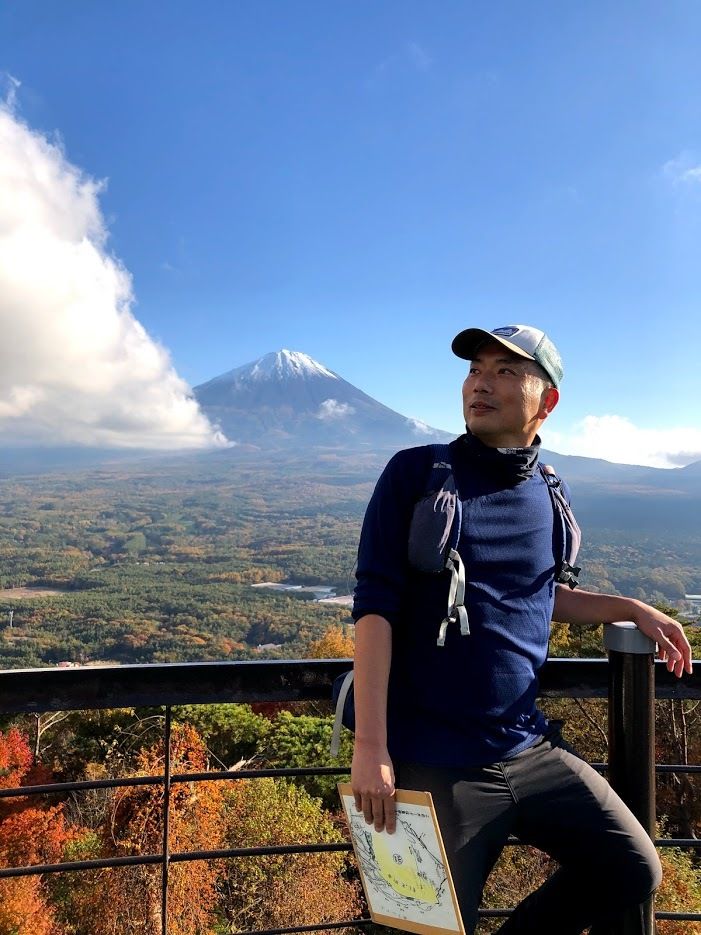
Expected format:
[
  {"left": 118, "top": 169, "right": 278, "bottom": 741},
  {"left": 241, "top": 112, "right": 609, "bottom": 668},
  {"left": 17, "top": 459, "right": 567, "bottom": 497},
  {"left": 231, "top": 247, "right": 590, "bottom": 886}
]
[{"left": 451, "top": 324, "right": 564, "bottom": 387}]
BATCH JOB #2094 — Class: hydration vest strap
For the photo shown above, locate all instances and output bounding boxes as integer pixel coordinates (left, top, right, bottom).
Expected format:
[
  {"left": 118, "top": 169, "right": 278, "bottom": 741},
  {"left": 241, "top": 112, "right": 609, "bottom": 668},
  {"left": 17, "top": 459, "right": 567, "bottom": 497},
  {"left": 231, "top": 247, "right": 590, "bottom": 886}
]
[
  {"left": 539, "top": 464, "right": 582, "bottom": 589},
  {"left": 330, "top": 670, "right": 354, "bottom": 758},
  {"left": 559, "top": 561, "right": 582, "bottom": 590},
  {"left": 437, "top": 548, "right": 470, "bottom": 646}
]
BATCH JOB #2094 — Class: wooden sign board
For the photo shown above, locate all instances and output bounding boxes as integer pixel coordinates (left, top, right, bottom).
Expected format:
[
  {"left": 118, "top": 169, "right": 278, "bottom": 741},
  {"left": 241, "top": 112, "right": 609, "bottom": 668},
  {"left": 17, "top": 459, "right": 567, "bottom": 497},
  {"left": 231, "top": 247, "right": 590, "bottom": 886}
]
[{"left": 338, "top": 784, "right": 465, "bottom": 935}]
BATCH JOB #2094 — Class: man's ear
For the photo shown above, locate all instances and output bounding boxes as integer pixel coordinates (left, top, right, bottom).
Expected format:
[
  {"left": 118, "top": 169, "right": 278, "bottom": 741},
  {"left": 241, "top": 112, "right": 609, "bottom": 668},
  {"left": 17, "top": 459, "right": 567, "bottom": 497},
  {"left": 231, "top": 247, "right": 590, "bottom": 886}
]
[{"left": 541, "top": 386, "right": 559, "bottom": 417}]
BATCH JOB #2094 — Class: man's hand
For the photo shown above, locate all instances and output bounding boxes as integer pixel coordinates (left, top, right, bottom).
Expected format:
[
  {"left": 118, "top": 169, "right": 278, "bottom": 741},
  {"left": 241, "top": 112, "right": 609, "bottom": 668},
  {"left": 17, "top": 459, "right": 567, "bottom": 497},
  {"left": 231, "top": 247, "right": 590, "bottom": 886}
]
[
  {"left": 629, "top": 601, "right": 693, "bottom": 678},
  {"left": 351, "top": 739, "right": 396, "bottom": 834}
]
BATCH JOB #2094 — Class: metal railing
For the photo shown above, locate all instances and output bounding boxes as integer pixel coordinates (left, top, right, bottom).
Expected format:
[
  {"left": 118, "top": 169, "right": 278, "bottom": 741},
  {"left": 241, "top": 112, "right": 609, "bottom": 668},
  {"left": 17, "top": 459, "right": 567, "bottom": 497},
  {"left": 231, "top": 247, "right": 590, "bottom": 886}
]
[{"left": 0, "top": 627, "right": 699, "bottom": 934}]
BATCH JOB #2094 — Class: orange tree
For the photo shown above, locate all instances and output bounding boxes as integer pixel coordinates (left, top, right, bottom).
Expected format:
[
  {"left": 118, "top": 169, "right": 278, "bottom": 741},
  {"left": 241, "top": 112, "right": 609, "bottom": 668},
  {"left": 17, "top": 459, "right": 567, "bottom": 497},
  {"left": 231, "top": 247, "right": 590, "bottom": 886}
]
[
  {"left": 308, "top": 624, "right": 354, "bottom": 659},
  {"left": 0, "top": 727, "right": 69, "bottom": 935},
  {"left": 57, "top": 722, "right": 229, "bottom": 935}
]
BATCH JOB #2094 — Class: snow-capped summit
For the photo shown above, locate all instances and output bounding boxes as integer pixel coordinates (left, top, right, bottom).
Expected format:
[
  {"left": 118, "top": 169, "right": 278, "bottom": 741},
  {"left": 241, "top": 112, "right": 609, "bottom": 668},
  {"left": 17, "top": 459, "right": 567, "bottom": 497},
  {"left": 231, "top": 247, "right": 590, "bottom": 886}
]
[
  {"left": 202, "top": 350, "right": 338, "bottom": 388},
  {"left": 194, "top": 349, "right": 452, "bottom": 450},
  {"left": 249, "top": 350, "right": 338, "bottom": 382}
]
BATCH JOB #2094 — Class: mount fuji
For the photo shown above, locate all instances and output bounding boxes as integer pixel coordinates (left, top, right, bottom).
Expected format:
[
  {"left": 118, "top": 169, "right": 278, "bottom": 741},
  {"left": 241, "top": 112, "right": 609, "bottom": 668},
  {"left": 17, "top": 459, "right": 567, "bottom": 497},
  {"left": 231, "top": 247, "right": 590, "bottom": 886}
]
[{"left": 193, "top": 349, "right": 453, "bottom": 449}]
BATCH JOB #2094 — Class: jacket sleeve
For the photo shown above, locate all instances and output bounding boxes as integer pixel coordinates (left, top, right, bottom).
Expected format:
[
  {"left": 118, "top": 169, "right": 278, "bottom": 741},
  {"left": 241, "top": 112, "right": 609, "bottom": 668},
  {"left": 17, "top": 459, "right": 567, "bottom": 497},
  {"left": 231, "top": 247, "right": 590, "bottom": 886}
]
[{"left": 352, "top": 447, "right": 430, "bottom": 628}]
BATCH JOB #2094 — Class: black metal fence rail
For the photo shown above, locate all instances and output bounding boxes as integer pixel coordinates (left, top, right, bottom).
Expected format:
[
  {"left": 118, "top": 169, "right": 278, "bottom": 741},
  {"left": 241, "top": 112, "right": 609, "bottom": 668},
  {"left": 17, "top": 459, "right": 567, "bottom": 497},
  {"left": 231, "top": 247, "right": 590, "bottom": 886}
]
[
  {"left": 1, "top": 655, "right": 700, "bottom": 934},
  {"left": 1, "top": 656, "right": 699, "bottom": 716}
]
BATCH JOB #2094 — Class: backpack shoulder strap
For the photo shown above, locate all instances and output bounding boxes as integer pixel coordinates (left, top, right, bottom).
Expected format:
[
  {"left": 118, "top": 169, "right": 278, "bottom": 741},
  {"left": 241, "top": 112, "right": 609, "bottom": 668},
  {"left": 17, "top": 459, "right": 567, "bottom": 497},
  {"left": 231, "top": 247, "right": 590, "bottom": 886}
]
[
  {"left": 426, "top": 443, "right": 463, "bottom": 544},
  {"left": 427, "top": 442, "right": 452, "bottom": 483},
  {"left": 330, "top": 670, "right": 354, "bottom": 758},
  {"left": 539, "top": 463, "right": 582, "bottom": 589},
  {"left": 423, "top": 443, "right": 467, "bottom": 645}
]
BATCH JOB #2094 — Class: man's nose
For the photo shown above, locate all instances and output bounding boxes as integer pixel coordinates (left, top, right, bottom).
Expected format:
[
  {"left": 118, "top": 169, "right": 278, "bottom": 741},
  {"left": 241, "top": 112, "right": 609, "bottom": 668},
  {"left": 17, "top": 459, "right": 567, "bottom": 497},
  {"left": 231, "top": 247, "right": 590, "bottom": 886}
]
[{"left": 471, "top": 373, "right": 493, "bottom": 393}]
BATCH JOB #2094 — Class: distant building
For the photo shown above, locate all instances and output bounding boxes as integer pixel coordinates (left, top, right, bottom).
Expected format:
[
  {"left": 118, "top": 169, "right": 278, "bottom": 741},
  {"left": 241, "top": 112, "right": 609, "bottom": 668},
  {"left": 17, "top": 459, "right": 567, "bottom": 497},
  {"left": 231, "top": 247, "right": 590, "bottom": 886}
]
[{"left": 685, "top": 594, "right": 701, "bottom": 617}]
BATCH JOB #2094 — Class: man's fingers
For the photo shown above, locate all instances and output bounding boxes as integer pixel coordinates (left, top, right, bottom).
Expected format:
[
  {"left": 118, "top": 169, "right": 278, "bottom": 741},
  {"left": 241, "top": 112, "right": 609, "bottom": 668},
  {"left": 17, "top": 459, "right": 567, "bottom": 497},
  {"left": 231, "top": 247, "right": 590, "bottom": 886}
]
[
  {"left": 356, "top": 791, "right": 396, "bottom": 833},
  {"left": 658, "top": 636, "right": 679, "bottom": 661},
  {"left": 673, "top": 629, "right": 693, "bottom": 674},
  {"left": 657, "top": 629, "right": 692, "bottom": 678},
  {"left": 658, "top": 636, "right": 680, "bottom": 672},
  {"left": 360, "top": 792, "right": 385, "bottom": 828},
  {"left": 372, "top": 793, "right": 397, "bottom": 833},
  {"left": 384, "top": 795, "right": 397, "bottom": 834},
  {"left": 372, "top": 796, "right": 386, "bottom": 832}
]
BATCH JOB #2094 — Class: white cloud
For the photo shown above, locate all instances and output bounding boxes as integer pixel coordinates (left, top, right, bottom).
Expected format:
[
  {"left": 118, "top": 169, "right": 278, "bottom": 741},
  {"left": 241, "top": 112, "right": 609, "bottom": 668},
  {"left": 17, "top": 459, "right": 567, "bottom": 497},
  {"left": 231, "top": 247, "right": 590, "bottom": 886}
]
[
  {"left": 1, "top": 73, "right": 20, "bottom": 109},
  {"left": 407, "top": 417, "right": 434, "bottom": 437},
  {"left": 662, "top": 152, "right": 701, "bottom": 186},
  {"left": 544, "top": 415, "right": 701, "bottom": 469},
  {"left": 0, "top": 94, "right": 229, "bottom": 450},
  {"left": 317, "top": 399, "right": 355, "bottom": 421}
]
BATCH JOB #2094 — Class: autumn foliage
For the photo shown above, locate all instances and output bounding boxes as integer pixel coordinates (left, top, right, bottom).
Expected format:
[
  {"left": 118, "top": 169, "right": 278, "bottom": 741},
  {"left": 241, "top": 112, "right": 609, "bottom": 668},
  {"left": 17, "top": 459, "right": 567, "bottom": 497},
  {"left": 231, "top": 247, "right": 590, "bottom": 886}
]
[
  {"left": 60, "top": 723, "right": 229, "bottom": 935},
  {"left": 220, "top": 776, "right": 362, "bottom": 932},
  {"left": 54, "top": 720, "right": 360, "bottom": 934},
  {"left": 1, "top": 700, "right": 700, "bottom": 934},
  {"left": 0, "top": 728, "right": 69, "bottom": 935},
  {"left": 308, "top": 624, "right": 354, "bottom": 659},
  {"left": 0, "top": 727, "right": 33, "bottom": 790}
]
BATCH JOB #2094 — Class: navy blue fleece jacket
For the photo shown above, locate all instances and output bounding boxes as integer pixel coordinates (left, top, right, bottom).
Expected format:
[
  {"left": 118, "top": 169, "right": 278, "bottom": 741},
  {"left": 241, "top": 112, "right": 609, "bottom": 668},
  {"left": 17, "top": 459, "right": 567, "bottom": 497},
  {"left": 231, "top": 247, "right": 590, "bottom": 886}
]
[{"left": 352, "top": 432, "right": 569, "bottom": 767}]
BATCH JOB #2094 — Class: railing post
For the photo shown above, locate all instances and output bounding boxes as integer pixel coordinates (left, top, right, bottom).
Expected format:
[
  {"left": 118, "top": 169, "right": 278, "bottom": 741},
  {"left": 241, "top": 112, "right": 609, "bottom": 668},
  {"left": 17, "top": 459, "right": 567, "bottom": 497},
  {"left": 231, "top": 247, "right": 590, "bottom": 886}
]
[
  {"left": 161, "top": 706, "right": 172, "bottom": 935},
  {"left": 604, "top": 622, "right": 656, "bottom": 935}
]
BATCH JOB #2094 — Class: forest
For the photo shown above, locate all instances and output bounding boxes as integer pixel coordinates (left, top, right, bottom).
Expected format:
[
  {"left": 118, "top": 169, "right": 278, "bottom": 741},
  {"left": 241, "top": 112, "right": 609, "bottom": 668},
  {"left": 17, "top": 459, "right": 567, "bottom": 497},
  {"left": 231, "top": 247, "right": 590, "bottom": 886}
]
[{"left": 0, "top": 451, "right": 699, "bottom": 670}]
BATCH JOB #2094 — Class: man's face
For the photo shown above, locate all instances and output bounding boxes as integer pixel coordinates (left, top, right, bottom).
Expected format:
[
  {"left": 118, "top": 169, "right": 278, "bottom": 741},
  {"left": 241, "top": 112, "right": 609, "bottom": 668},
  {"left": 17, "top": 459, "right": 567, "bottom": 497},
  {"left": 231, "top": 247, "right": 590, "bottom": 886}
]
[{"left": 462, "top": 341, "right": 559, "bottom": 447}]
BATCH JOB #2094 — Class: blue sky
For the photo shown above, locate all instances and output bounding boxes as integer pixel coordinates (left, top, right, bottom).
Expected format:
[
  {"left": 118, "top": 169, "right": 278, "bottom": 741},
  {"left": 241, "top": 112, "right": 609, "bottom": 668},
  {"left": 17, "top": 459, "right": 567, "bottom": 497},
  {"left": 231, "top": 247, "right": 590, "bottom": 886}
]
[{"left": 1, "top": 2, "right": 701, "bottom": 465}]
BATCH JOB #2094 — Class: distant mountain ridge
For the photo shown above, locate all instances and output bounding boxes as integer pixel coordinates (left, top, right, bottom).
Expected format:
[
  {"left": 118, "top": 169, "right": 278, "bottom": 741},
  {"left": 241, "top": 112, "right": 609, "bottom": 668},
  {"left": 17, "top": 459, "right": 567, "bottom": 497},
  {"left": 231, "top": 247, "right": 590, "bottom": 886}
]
[
  {"left": 194, "top": 349, "right": 453, "bottom": 449},
  {"left": 190, "top": 348, "right": 701, "bottom": 536},
  {"left": 195, "top": 348, "right": 701, "bottom": 473},
  {"left": 3, "top": 350, "right": 699, "bottom": 521}
]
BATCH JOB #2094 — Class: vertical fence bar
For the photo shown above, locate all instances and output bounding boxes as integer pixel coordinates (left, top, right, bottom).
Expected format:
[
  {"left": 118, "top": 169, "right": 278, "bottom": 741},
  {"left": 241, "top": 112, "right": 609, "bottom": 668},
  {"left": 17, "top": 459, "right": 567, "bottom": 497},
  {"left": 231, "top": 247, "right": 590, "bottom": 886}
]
[
  {"left": 604, "top": 622, "right": 657, "bottom": 935},
  {"left": 161, "top": 706, "right": 172, "bottom": 935}
]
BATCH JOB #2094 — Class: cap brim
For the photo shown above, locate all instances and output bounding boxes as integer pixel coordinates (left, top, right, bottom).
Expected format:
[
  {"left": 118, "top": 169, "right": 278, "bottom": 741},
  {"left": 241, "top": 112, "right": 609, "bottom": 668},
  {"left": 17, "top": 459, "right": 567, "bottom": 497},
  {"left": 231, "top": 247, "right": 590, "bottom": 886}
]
[{"left": 451, "top": 328, "right": 536, "bottom": 362}]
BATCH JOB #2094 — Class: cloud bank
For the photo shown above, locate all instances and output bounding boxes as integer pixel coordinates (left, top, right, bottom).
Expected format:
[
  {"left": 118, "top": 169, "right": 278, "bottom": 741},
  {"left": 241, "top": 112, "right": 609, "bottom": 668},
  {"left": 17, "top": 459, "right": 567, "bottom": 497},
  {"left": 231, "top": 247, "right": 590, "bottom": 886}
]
[
  {"left": 317, "top": 399, "right": 355, "bottom": 420},
  {"left": 407, "top": 417, "right": 434, "bottom": 437},
  {"left": 0, "top": 94, "right": 228, "bottom": 450},
  {"left": 545, "top": 415, "right": 701, "bottom": 469}
]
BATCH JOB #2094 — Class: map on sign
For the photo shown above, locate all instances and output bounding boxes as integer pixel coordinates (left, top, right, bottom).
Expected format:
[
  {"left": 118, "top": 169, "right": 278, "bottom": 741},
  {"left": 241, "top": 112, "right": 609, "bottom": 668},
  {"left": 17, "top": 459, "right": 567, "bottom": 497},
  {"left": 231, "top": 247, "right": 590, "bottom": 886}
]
[{"left": 338, "top": 784, "right": 465, "bottom": 935}]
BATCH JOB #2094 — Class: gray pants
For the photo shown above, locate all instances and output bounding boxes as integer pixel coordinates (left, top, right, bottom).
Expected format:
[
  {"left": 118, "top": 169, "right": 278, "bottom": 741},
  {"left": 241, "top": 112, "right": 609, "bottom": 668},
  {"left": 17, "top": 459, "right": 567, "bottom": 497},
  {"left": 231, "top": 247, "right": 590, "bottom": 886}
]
[{"left": 398, "top": 729, "right": 662, "bottom": 935}]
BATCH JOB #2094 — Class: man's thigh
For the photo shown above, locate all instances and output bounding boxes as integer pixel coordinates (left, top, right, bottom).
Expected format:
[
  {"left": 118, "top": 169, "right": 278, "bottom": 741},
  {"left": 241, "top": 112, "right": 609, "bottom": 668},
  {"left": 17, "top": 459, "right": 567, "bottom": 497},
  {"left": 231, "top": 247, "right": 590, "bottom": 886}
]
[
  {"left": 505, "top": 736, "right": 661, "bottom": 892},
  {"left": 397, "top": 760, "right": 517, "bottom": 934}
]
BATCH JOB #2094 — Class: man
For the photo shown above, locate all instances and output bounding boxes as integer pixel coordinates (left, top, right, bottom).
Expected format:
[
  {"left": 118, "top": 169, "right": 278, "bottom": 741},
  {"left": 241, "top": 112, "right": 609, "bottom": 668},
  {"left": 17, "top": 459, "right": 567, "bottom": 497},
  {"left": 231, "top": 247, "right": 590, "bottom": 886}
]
[{"left": 350, "top": 324, "right": 692, "bottom": 935}]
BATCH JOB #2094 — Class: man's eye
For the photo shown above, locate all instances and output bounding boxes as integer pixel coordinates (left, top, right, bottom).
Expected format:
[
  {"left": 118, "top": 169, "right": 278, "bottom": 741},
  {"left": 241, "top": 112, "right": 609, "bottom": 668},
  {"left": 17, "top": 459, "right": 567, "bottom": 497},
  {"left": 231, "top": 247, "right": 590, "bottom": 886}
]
[{"left": 498, "top": 368, "right": 516, "bottom": 375}]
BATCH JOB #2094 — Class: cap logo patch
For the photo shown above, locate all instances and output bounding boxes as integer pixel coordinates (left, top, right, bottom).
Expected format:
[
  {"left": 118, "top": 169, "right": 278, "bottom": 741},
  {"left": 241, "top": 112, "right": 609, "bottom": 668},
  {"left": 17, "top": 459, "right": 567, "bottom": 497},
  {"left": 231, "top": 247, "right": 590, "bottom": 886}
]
[{"left": 492, "top": 326, "right": 519, "bottom": 337}]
